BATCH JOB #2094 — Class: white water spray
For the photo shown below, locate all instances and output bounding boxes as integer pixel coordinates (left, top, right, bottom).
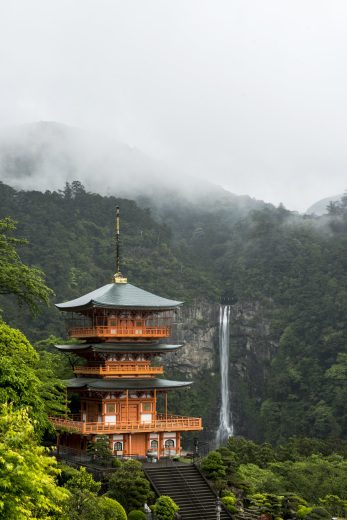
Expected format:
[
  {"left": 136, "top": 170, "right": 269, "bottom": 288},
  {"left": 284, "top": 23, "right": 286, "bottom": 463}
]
[{"left": 216, "top": 305, "right": 233, "bottom": 446}]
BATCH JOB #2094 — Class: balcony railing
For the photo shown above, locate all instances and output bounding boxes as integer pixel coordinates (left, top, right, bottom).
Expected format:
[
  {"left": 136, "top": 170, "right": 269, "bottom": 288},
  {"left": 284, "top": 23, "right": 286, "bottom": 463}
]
[
  {"left": 68, "top": 326, "right": 170, "bottom": 339},
  {"left": 49, "top": 413, "right": 202, "bottom": 434},
  {"left": 73, "top": 364, "right": 163, "bottom": 377}
]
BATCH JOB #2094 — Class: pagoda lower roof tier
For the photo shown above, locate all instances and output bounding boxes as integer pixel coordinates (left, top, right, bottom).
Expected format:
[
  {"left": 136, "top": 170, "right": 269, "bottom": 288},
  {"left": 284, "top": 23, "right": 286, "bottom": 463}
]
[
  {"left": 64, "top": 378, "right": 192, "bottom": 391},
  {"left": 54, "top": 343, "right": 184, "bottom": 354},
  {"left": 55, "top": 282, "right": 183, "bottom": 311}
]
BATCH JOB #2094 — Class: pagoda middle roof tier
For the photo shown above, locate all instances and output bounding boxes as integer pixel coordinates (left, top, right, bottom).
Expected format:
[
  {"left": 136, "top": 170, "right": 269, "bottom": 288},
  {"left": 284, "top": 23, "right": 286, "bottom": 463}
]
[
  {"left": 64, "top": 378, "right": 192, "bottom": 391},
  {"left": 54, "top": 343, "right": 184, "bottom": 354},
  {"left": 55, "top": 283, "right": 183, "bottom": 311}
]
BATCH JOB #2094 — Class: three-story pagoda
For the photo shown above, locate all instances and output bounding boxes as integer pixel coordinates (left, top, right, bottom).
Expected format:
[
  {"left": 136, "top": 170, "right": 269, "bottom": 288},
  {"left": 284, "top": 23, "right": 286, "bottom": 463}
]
[{"left": 50, "top": 208, "right": 202, "bottom": 458}]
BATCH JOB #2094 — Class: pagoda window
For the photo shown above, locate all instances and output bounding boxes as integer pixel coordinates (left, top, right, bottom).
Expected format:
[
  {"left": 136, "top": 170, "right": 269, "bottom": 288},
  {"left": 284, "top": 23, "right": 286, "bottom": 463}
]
[
  {"left": 150, "top": 440, "right": 158, "bottom": 448},
  {"left": 165, "top": 439, "right": 175, "bottom": 448},
  {"left": 107, "top": 403, "right": 115, "bottom": 413},
  {"left": 114, "top": 441, "right": 123, "bottom": 451},
  {"left": 142, "top": 402, "right": 151, "bottom": 411}
]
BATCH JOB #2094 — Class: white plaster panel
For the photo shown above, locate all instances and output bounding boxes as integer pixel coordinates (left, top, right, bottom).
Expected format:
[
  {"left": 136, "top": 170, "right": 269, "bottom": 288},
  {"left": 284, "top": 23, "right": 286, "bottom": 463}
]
[
  {"left": 105, "top": 415, "right": 116, "bottom": 423},
  {"left": 141, "top": 414, "right": 152, "bottom": 422},
  {"left": 164, "top": 432, "right": 175, "bottom": 437},
  {"left": 113, "top": 434, "right": 123, "bottom": 440},
  {"left": 150, "top": 433, "right": 159, "bottom": 439}
]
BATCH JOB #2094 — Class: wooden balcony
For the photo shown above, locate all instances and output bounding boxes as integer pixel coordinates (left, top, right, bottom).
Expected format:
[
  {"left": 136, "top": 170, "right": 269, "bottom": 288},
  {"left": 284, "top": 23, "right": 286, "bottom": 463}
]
[
  {"left": 49, "top": 413, "right": 202, "bottom": 434},
  {"left": 68, "top": 326, "right": 170, "bottom": 340},
  {"left": 73, "top": 364, "right": 163, "bottom": 377}
]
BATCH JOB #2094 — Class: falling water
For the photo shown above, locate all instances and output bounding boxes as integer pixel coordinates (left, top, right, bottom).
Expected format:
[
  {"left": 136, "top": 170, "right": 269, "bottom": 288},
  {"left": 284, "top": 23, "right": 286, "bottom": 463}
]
[{"left": 216, "top": 305, "right": 233, "bottom": 447}]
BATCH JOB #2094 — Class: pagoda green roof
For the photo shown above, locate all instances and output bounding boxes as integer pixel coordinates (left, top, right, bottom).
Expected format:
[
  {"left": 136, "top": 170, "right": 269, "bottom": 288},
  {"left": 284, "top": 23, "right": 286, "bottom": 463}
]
[
  {"left": 64, "top": 378, "right": 192, "bottom": 391},
  {"left": 55, "top": 283, "right": 183, "bottom": 311},
  {"left": 54, "top": 343, "right": 184, "bottom": 353}
]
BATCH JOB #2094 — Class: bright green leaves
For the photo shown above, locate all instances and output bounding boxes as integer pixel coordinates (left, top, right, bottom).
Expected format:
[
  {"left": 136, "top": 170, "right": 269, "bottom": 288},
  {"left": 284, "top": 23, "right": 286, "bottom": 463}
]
[
  {"left": 0, "top": 404, "right": 69, "bottom": 520},
  {"left": 154, "top": 496, "right": 179, "bottom": 520},
  {"left": 0, "top": 320, "right": 66, "bottom": 436},
  {"left": 0, "top": 217, "right": 54, "bottom": 316}
]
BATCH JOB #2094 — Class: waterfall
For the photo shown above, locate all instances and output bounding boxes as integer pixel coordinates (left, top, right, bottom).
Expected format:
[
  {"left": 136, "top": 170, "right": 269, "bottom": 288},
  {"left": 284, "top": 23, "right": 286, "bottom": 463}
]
[{"left": 216, "top": 305, "right": 233, "bottom": 447}]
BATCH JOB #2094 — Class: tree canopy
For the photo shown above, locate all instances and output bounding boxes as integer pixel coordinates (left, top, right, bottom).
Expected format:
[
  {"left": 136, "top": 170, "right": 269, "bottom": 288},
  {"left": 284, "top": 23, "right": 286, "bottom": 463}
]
[{"left": 0, "top": 217, "right": 53, "bottom": 316}]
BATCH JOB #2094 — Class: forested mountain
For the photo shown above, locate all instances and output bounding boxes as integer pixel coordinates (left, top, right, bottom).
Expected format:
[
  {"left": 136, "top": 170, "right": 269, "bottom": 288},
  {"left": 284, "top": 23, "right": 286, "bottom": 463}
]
[{"left": 0, "top": 180, "right": 346, "bottom": 445}]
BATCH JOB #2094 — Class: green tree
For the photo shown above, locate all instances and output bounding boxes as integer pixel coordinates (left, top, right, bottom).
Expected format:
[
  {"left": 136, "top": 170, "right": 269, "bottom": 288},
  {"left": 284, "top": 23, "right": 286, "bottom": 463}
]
[
  {"left": 304, "top": 506, "right": 330, "bottom": 520},
  {"left": 0, "top": 217, "right": 53, "bottom": 316},
  {"left": 100, "top": 497, "right": 127, "bottom": 520},
  {"left": 154, "top": 496, "right": 179, "bottom": 520},
  {"left": 107, "top": 459, "right": 153, "bottom": 511},
  {"left": 0, "top": 403, "right": 69, "bottom": 519},
  {"left": 318, "top": 495, "right": 347, "bottom": 518},
  {"left": 0, "top": 319, "right": 66, "bottom": 434},
  {"left": 87, "top": 435, "right": 113, "bottom": 466},
  {"left": 201, "top": 451, "right": 226, "bottom": 481}
]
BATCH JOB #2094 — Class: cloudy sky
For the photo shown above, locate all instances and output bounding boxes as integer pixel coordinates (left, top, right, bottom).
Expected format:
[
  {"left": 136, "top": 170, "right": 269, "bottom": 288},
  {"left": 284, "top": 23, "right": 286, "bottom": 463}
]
[{"left": 0, "top": 0, "right": 346, "bottom": 211}]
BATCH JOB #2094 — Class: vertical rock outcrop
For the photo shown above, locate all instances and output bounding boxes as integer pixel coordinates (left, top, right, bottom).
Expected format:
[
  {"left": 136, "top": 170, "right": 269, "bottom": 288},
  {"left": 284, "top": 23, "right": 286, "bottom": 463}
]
[{"left": 163, "top": 299, "right": 279, "bottom": 445}]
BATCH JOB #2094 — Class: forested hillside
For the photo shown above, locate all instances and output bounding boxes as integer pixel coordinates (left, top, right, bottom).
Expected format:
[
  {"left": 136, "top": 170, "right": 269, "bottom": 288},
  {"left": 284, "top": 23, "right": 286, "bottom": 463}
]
[{"left": 0, "top": 180, "right": 346, "bottom": 444}]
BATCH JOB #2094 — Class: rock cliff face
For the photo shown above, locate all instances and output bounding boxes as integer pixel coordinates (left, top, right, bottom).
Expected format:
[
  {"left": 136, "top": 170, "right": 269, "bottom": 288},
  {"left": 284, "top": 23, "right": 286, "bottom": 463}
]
[
  {"left": 167, "top": 300, "right": 220, "bottom": 378},
  {"left": 163, "top": 299, "right": 279, "bottom": 445}
]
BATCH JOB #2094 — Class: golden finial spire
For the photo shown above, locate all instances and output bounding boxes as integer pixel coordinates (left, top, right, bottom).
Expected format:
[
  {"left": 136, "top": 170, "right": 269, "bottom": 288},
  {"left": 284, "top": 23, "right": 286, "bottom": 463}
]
[{"left": 110, "top": 206, "right": 127, "bottom": 283}]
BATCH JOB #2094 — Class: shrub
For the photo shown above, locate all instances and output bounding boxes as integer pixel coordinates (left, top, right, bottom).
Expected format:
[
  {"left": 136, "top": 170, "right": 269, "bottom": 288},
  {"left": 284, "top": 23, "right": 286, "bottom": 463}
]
[
  {"left": 112, "top": 458, "right": 122, "bottom": 468},
  {"left": 222, "top": 497, "right": 238, "bottom": 513},
  {"left": 304, "top": 507, "right": 330, "bottom": 520},
  {"left": 221, "top": 490, "right": 236, "bottom": 502},
  {"left": 154, "top": 495, "right": 179, "bottom": 520},
  {"left": 128, "top": 510, "right": 147, "bottom": 520},
  {"left": 319, "top": 495, "right": 347, "bottom": 517},
  {"left": 297, "top": 506, "right": 312, "bottom": 519},
  {"left": 201, "top": 451, "right": 226, "bottom": 481},
  {"left": 100, "top": 497, "right": 127, "bottom": 520}
]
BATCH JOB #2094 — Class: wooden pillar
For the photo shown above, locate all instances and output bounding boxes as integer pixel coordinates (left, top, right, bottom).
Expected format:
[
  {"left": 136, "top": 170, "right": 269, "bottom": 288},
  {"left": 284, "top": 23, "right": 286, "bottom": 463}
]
[
  {"left": 154, "top": 389, "right": 157, "bottom": 418},
  {"left": 159, "top": 432, "right": 164, "bottom": 458},
  {"left": 128, "top": 433, "right": 132, "bottom": 456},
  {"left": 126, "top": 390, "right": 129, "bottom": 423},
  {"left": 165, "top": 392, "right": 168, "bottom": 426},
  {"left": 145, "top": 433, "right": 150, "bottom": 454},
  {"left": 177, "top": 433, "right": 181, "bottom": 454},
  {"left": 157, "top": 432, "right": 160, "bottom": 461}
]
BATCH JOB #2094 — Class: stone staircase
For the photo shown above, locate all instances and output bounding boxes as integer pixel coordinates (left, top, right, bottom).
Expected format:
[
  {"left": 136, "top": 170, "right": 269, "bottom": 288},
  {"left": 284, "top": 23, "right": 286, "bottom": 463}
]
[
  {"left": 235, "top": 507, "right": 261, "bottom": 520},
  {"left": 144, "top": 464, "right": 232, "bottom": 520}
]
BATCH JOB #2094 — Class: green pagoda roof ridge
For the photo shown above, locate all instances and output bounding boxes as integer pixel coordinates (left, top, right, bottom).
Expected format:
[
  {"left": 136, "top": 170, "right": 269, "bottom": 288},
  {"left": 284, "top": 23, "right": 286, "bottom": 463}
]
[
  {"left": 63, "top": 378, "right": 192, "bottom": 391},
  {"left": 54, "top": 343, "right": 184, "bottom": 353},
  {"left": 55, "top": 283, "right": 183, "bottom": 311}
]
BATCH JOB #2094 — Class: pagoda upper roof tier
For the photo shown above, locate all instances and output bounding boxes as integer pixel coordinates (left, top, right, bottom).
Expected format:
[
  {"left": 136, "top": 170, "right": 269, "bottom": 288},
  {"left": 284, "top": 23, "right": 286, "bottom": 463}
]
[
  {"left": 55, "top": 283, "right": 183, "bottom": 311},
  {"left": 63, "top": 378, "right": 192, "bottom": 391},
  {"left": 54, "top": 343, "right": 184, "bottom": 354}
]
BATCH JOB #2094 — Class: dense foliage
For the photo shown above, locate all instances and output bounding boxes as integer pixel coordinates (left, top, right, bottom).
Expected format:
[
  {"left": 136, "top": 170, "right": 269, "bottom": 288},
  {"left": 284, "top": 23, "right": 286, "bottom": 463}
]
[
  {"left": 201, "top": 435, "right": 347, "bottom": 517},
  {"left": 0, "top": 181, "right": 346, "bottom": 444},
  {"left": 0, "top": 404, "right": 68, "bottom": 520},
  {"left": 107, "top": 459, "right": 155, "bottom": 511},
  {"left": 0, "top": 216, "right": 53, "bottom": 316}
]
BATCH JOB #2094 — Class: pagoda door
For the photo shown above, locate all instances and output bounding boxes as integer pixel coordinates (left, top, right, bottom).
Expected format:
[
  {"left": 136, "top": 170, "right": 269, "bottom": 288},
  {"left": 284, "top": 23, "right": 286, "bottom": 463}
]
[
  {"left": 88, "top": 403, "right": 102, "bottom": 423},
  {"left": 121, "top": 404, "right": 138, "bottom": 423}
]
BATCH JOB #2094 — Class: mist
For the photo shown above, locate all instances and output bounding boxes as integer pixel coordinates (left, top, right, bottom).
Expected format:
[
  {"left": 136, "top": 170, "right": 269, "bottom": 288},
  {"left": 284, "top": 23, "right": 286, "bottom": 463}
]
[{"left": 1, "top": 1, "right": 347, "bottom": 212}]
